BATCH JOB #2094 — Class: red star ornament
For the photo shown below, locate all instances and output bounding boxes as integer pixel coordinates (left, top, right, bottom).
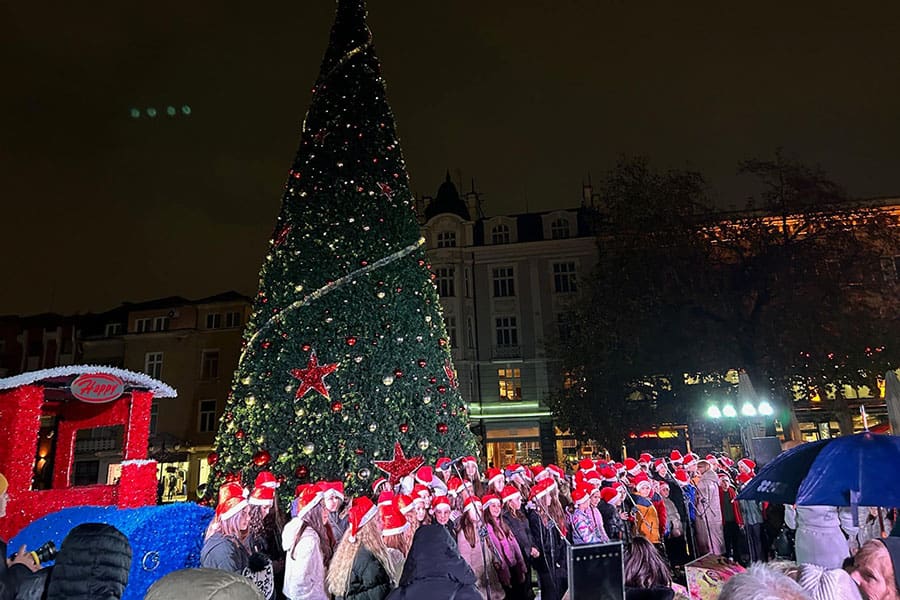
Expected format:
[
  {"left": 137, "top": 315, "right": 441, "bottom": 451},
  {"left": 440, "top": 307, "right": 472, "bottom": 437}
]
[
  {"left": 444, "top": 361, "right": 458, "bottom": 389},
  {"left": 373, "top": 442, "right": 425, "bottom": 486},
  {"left": 291, "top": 352, "right": 339, "bottom": 400}
]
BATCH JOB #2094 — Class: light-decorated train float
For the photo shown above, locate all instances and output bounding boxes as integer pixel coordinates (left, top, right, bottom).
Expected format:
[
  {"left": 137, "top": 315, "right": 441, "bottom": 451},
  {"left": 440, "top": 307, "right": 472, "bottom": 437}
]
[{"left": 0, "top": 366, "right": 213, "bottom": 599}]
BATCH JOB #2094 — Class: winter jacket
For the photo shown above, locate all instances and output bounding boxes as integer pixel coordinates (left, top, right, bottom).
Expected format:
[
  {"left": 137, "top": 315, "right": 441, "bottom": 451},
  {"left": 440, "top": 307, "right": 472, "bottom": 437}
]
[
  {"left": 570, "top": 507, "right": 604, "bottom": 545},
  {"left": 633, "top": 497, "right": 661, "bottom": 544},
  {"left": 694, "top": 470, "right": 724, "bottom": 556},
  {"left": 792, "top": 505, "right": 857, "bottom": 570},
  {"left": 502, "top": 509, "right": 535, "bottom": 563},
  {"left": 456, "top": 528, "right": 503, "bottom": 600},
  {"left": 598, "top": 501, "right": 626, "bottom": 541},
  {"left": 338, "top": 545, "right": 393, "bottom": 600},
  {"left": 45, "top": 523, "right": 132, "bottom": 600},
  {"left": 385, "top": 525, "right": 481, "bottom": 600},
  {"left": 145, "top": 567, "right": 265, "bottom": 600},
  {"left": 0, "top": 538, "right": 37, "bottom": 600},
  {"left": 202, "top": 532, "right": 251, "bottom": 575},
  {"left": 281, "top": 519, "right": 327, "bottom": 600}
]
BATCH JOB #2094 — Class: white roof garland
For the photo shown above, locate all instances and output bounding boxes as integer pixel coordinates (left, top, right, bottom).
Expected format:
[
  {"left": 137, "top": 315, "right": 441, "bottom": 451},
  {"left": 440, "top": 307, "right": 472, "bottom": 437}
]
[{"left": 0, "top": 365, "right": 177, "bottom": 398}]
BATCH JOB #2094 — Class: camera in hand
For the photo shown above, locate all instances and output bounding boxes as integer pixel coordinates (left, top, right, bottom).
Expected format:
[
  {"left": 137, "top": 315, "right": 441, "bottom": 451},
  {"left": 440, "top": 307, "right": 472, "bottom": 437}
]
[{"left": 9, "top": 541, "right": 57, "bottom": 566}]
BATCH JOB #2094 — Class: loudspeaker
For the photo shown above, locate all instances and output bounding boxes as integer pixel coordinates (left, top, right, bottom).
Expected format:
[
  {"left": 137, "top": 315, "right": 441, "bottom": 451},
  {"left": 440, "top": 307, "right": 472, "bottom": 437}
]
[
  {"left": 750, "top": 436, "right": 782, "bottom": 467},
  {"left": 567, "top": 540, "right": 624, "bottom": 600}
]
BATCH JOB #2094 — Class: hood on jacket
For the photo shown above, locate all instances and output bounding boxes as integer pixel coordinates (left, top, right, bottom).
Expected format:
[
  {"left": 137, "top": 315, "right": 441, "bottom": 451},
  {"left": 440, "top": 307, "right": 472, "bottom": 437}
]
[
  {"left": 145, "top": 568, "right": 264, "bottom": 600},
  {"left": 398, "top": 525, "right": 476, "bottom": 587},
  {"left": 45, "top": 523, "right": 132, "bottom": 600}
]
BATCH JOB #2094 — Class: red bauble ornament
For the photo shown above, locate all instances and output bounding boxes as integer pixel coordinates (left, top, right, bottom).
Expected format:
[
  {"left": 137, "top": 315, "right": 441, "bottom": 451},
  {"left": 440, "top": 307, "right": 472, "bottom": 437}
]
[
  {"left": 235, "top": 429, "right": 245, "bottom": 439},
  {"left": 429, "top": 377, "right": 437, "bottom": 384},
  {"left": 252, "top": 449, "right": 271, "bottom": 467},
  {"left": 437, "top": 385, "right": 448, "bottom": 394},
  {"left": 206, "top": 452, "right": 219, "bottom": 466},
  {"left": 417, "top": 359, "right": 427, "bottom": 368},
  {"left": 331, "top": 401, "right": 343, "bottom": 412},
  {"left": 302, "top": 344, "right": 311, "bottom": 352},
  {"left": 295, "top": 465, "right": 309, "bottom": 479},
  {"left": 261, "top": 341, "right": 271, "bottom": 350},
  {"left": 399, "top": 423, "right": 409, "bottom": 434},
  {"left": 276, "top": 474, "right": 286, "bottom": 484},
  {"left": 437, "top": 423, "right": 449, "bottom": 434},
  {"left": 438, "top": 338, "right": 447, "bottom": 347},
  {"left": 347, "top": 336, "right": 357, "bottom": 346},
  {"left": 394, "top": 368, "right": 404, "bottom": 378}
]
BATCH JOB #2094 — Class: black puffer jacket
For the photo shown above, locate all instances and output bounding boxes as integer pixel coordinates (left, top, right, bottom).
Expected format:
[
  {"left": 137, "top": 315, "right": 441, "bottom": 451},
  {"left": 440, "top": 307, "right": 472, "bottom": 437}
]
[
  {"left": 385, "top": 525, "right": 480, "bottom": 600},
  {"left": 45, "top": 523, "right": 132, "bottom": 600},
  {"left": 340, "top": 545, "right": 392, "bottom": 600},
  {"left": 0, "top": 538, "right": 37, "bottom": 600}
]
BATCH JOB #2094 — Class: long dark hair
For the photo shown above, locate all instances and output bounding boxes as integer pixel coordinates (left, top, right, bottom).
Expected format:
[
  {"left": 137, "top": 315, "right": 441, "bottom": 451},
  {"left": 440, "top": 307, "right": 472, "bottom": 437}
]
[
  {"left": 291, "top": 504, "right": 335, "bottom": 567},
  {"left": 624, "top": 536, "right": 671, "bottom": 590},
  {"left": 483, "top": 506, "right": 513, "bottom": 540}
]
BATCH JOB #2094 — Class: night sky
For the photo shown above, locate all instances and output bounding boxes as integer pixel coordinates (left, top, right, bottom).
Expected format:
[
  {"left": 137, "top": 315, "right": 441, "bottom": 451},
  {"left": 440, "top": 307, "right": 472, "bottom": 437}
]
[{"left": 4, "top": 1, "right": 900, "bottom": 316}]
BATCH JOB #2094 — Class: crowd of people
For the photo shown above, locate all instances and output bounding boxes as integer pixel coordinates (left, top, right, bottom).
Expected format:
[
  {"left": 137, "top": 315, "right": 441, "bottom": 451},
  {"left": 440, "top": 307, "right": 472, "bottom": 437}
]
[
  {"left": 5, "top": 447, "right": 900, "bottom": 600},
  {"left": 193, "top": 450, "right": 772, "bottom": 600}
]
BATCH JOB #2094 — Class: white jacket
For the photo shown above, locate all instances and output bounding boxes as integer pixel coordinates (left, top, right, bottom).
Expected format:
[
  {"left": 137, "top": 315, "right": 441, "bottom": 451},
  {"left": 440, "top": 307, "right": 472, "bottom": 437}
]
[{"left": 281, "top": 517, "right": 328, "bottom": 600}]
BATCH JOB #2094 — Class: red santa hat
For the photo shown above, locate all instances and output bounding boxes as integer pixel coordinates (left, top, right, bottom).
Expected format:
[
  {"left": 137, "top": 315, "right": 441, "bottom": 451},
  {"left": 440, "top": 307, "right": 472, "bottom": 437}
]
[
  {"left": 623, "top": 458, "right": 641, "bottom": 477},
  {"left": 380, "top": 504, "right": 410, "bottom": 537},
  {"left": 446, "top": 477, "right": 463, "bottom": 497},
  {"left": 394, "top": 494, "right": 417, "bottom": 515},
  {"left": 600, "top": 487, "right": 619, "bottom": 503},
  {"left": 372, "top": 477, "right": 388, "bottom": 493},
  {"left": 506, "top": 463, "right": 525, "bottom": 478},
  {"left": 415, "top": 466, "right": 434, "bottom": 486},
  {"left": 377, "top": 490, "right": 395, "bottom": 508},
  {"left": 638, "top": 452, "right": 654, "bottom": 465},
  {"left": 632, "top": 473, "right": 652, "bottom": 492},
  {"left": 572, "top": 485, "right": 592, "bottom": 506},
  {"left": 721, "top": 457, "right": 735, "bottom": 469},
  {"left": 585, "top": 470, "right": 602, "bottom": 487},
  {"left": 292, "top": 484, "right": 322, "bottom": 520},
  {"left": 738, "top": 458, "right": 756, "bottom": 473},
  {"left": 673, "top": 468, "right": 690, "bottom": 486},
  {"left": 529, "top": 479, "right": 554, "bottom": 502},
  {"left": 254, "top": 471, "right": 279, "bottom": 489},
  {"left": 532, "top": 465, "right": 552, "bottom": 483},
  {"left": 501, "top": 485, "right": 522, "bottom": 504},
  {"left": 614, "top": 462, "right": 626, "bottom": 476},
  {"left": 482, "top": 494, "right": 501, "bottom": 509},
  {"left": 682, "top": 453, "right": 697, "bottom": 468},
  {"left": 670, "top": 449, "right": 684, "bottom": 464},
  {"left": 463, "top": 496, "right": 483, "bottom": 515},
  {"left": 600, "top": 465, "right": 618, "bottom": 482},
  {"left": 486, "top": 468, "right": 504, "bottom": 488},
  {"left": 217, "top": 482, "right": 249, "bottom": 520},
  {"left": 547, "top": 464, "right": 565, "bottom": 479},
  {"left": 736, "top": 472, "right": 753, "bottom": 486},
  {"left": 412, "top": 484, "right": 430, "bottom": 501},
  {"left": 348, "top": 496, "right": 379, "bottom": 542},
  {"left": 318, "top": 480, "right": 345, "bottom": 500},
  {"left": 579, "top": 458, "right": 595, "bottom": 472},
  {"left": 435, "top": 457, "right": 452, "bottom": 472},
  {"left": 431, "top": 495, "right": 451, "bottom": 512},
  {"left": 462, "top": 456, "right": 478, "bottom": 469},
  {"left": 249, "top": 485, "right": 275, "bottom": 507}
]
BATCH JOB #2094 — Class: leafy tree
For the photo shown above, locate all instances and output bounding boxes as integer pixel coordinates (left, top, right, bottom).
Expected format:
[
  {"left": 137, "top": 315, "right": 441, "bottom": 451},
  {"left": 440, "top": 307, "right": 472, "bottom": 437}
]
[{"left": 550, "top": 152, "right": 900, "bottom": 452}]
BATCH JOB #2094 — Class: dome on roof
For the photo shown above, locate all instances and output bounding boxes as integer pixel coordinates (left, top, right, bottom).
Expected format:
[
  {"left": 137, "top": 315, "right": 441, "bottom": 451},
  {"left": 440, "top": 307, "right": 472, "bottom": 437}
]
[{"left": 424, "top": 171, "right": 470, "bottom": 221}]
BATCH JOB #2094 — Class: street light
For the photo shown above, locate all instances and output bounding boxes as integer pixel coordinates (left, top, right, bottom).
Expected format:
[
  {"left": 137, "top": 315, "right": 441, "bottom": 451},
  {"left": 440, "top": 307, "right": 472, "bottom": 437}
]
[
  {"left": 722, "top": 404, "right": 737, "bottom": 418},
  {"left": 758, "top": 401, "right": 774, "bottom": 416},
  {"left": 707, "top": 405, "right": 722, "bottom": 419},
  {"left": 741, "top": 402, "right": 758, "bottom": 417}
]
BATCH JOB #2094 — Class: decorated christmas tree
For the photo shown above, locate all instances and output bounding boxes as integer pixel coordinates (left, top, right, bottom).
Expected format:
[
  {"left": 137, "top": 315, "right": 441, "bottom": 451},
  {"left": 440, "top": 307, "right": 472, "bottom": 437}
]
[{"left": 210, "top": 0, "right": 475, "bottom": 495}]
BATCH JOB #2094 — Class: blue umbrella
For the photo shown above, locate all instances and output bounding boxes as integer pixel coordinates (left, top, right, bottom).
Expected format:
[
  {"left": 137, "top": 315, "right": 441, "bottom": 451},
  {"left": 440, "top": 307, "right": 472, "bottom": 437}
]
[{"left": 737, "top": 432, "right": 900, "bottom": 508}]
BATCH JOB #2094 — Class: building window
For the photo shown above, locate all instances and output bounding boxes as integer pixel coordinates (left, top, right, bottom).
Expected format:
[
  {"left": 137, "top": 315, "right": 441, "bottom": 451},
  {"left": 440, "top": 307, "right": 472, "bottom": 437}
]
[
  {"left": 553, "top": 262, "right": 577, "bottom": 293},
  {"left": 145, "top": 352, "right": 163, "bottom": 379},
  {"left": 135, "top": 318, "right": 152, "bottom": 333},
  {"left": 206, "top": 313, "right": 222, "bottom": 329},
  {"left": 467, "top": 318, "right": 476, "bottom": 349},
  {"left": 557, "top": 312, "right": 574, "bottom": 341},
  {"left": 199, "top": 399, "right": 218, "bottom": 433},
  {"left": 550, "top": 218, "right": 570, "bottom": 239},
  {"left": 446, "top": 316, "right": 457, "bottom": 348},
  {"left": 881, "top": 256, "right": 900, "bottom": 282},
  {"left": 201, "top": 350, "right": 220, "bottom": 380},
  {"left": 492, "top": 267, "right": 515, "bottom": 297},
  {"left": 153, "top": 316, "right": 170, "bottom": 332},
  {"left": 225, "top": 311, "right": 242, "bottom": 328},
  {"left": 491, "top": 224, "right": 510, "bottom": 245},
  {"left": 495, "top": 316, "right": 518, "bottom": 347},
  {"left": 149, "top": 399, "right": 159, "bottom": 435},
  {"left": 435, "top": 267, "right": 455, "bottom": 297},
  {"left": 437, "top": 231, "right": 457, "bottom": 248},
  {"left": 498, "top": 368, "right": 522, "bottom": 401},
  {"left": 104, "top": 323, "right": 123, "bottom": 337}
]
